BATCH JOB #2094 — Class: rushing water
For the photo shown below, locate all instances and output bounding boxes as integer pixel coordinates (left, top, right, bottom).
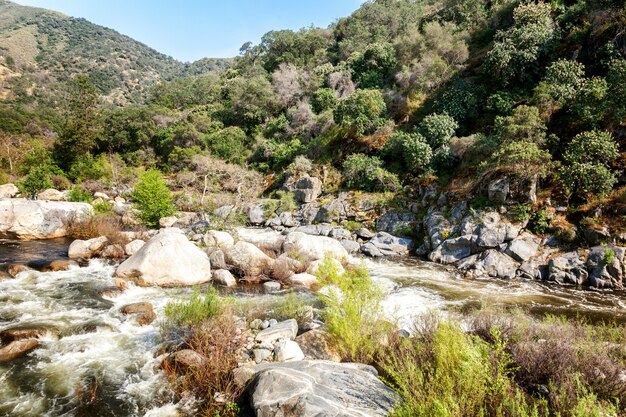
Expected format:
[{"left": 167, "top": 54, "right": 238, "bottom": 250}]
[{"left": 1, "top": 239, "right": 625, "bottom": 416}]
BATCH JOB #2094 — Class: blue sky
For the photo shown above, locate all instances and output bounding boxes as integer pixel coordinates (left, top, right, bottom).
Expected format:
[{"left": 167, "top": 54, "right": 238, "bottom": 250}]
[{"left": 13, "top": 0, "right": 364, "bottom": 62}]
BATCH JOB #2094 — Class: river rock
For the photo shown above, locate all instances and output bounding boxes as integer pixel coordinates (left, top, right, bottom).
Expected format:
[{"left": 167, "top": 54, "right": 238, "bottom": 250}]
[
  {"left": 505, "top": 233, "right": 540, "bottom": 262},
  {"left": 274, "top": 340, "right": 304, "bottom": 362},
  {"left": 0, "top": 339, "right": 39, "bottom": 362},
  {"left": 0, "top": 183, "right": 19, "bottom": 198},
  {"left": 37, "top": 188, "right": 67, "bottom": 202},
  {"left": 429, "top": 235, "right": 476, "bottom": 264},
  {"left": 204, "top": 230, "right": 234, "bottom": 249},
  {"left": 0, "top": 328, "right": 46, "bottom": 344},
  {"left": 100, "top": 244, "right": 125, "bottom": 259},
  {"left": 213, "top": 269, "right": 237, "bottom": 287},
  {"left": 289, "top": 273, "right": 318, "bottom": 288},
  {"left": 167, "top": 349, "right": 207, "bottom": 370},
  {"left": 6, "top": 264, "right": 33, "bottom": 277},
  {"left": 376, "top": 210, "right": 417, "bottom": 234},
  {"left": 208, "top": 249, "right": 228, "bottom": 270},
  {"left": 587, "top": 246, "right": 625, "bottom": 288},
  {"left": 295, "top": 329, "right": 341, "bottom": 362},
  {"left": 68, "top": 236, "right": 109, "bottom": 259},
  {"left": 283, "top": 231, "right": 349, "bottom": 263},
  {"left": 247, "top": 360, "right": 399, "bottom": 417},
  {"left": 115, "top": 228, "right": 212, "bottom": 287},
  {"left": 225, "top": 241, "right": 274, "bottom": 277},
  {"left": 43, "top": 259, "right": 78, "bottom": 272},
  {"left": 120, "top": 302, "right": 156, "bottom": 325},
  {"left": 159, "top": 216, "right": 177, "bottom": 228},
  {"left": 0, "top": 199, "right": 93, "bottom": 240},
  {"left": 548, "top": 251, "right": 588, "bottom": 285},
  {"left": 340, "top": 239, "right": 360, "bottom": 254},
  {"left": 362, "top": 232, "right": 413, "bottom": 257},
  {"left": 248, "top": 204, "right": 266, "bottom": 225},
  {"left": 255, "top": 319, "right": 298, "bottom": 345},
  {"left": 459, "top": 250, "right": 520, "bottom": 279},
  {"left": 124, "top": 239, "right": 145, "bottom": 256},
  {"left": 235, "top": 228, "right": 285, "bottom": 254},
  {"left": 263, "top": 281, "right": 281, "bottom": 293}
]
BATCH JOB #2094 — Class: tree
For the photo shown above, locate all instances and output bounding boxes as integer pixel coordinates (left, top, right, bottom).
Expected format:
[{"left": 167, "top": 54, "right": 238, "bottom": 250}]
[
  {"left": 492, "top": 105, "right": 547, "bottom": 145},
  {"left": 349, "top": 42, "right": 397, "bottom": 88},
  {"left": 342, "top": 154, "right": 399, "bottom": 192},
  {"left": 606, "top": 59, "right": 626, "bottom": 125},
  {"left": 485, "top": 2, "right": 555, "bottom": 85},
  {"left": 205, "top": 127, "right": 248, "bottom": 165},
  {"left": 53, "top": 75, "right": 103, "bottom": 170},
  {"left": 312, "top": 88, "right": 338, "bottom": 113},
  {"left": 132, "top": 169, "right": 175, "bottom": 228},
  {"left": 334, "top": 89, "right": 386, "bottom": 137},
  {"left": 563, "top": 130, "right": 619, "bottom": 166},
  {"left": 542, "top": 59, "right": 585, "bottom": 103}
]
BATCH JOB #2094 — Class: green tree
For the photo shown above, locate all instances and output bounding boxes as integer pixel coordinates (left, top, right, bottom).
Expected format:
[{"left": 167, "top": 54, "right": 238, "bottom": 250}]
[
  {"left": 418, "top": 113, "right": 459, "bottom": 149},
  {"left": 542, "top": 59, "right": 585, "bottom": 103},
  {"left": 334, "top": 89, "right": 386, "bottom": 137},
  {"left": 342, "top": 153, "right": 399, "bottom": 192},
  {"left": 606, "top": 59, "right": 626, "bottom": 125},
  {"left": 312, "top": 88, "right": 338, "bottom": 113},
  {"left": 563, "top": 130, "right": 619, "bottom": 166},
  {"left": 349, "top": 42, "right": 397, "bottom": 88},
  {"left": 492, "top": 105, "right": 547, "bottom": 145},
  {"left": 485, "top": 2, "right": 555, "bottom": 85},
  {"left": 132, "top": 169, "right": 175, "bottom": 228},
  {"left": 205, "top": 127, "right": 248, "bottom": 165},
  {"left": 53, "top": 75, "right": 103, "bottom": 170}
]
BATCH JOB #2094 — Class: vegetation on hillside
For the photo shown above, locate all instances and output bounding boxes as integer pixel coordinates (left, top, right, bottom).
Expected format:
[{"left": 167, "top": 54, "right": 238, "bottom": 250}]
[{"left": 0, "top": 0, "right": 625, "bottom": 232}]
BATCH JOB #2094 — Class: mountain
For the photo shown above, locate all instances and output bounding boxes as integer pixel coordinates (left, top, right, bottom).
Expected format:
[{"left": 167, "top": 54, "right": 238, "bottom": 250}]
[{"left": 0, "top": 0, "right": 231, "bottom": 105}]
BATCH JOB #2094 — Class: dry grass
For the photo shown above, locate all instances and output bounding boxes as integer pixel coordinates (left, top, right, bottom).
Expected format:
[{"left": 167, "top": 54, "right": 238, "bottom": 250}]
[{"left": 68, "top": 213, "right": 139, "bottom": 245}]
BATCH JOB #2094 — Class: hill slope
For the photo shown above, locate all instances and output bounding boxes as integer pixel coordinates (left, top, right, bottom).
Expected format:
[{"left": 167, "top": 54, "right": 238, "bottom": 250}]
[{"left": 0, "top": 0, "right": 230, "bottom": 105}]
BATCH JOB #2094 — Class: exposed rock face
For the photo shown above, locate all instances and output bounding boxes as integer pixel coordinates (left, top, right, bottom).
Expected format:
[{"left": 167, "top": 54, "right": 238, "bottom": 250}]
[
  {"left": 0, "top": 199, "right": 93, "bottom": 240},
  {"left": 505, "top": 233, "right": 540, "bottom": 262},
  {"left": 376, "top": 210, "right": 417, "bottom": 234},
  {"left": 0, "top": 339, "right": 39, "bottom": 362},
  {"left": 488, "top": 178, "right": 510, "bottom": 204},
  {"left": 115, "top": 228, "right": 211, "bottom": 287},
  {"left": 429, "top": 235, "right": 476, "bottom": 264},
  {"left": 283, "top": 231, "right": 349, "bottom": 263},
  {"left": 68, "top": 236, "right": 109, "bottom": 259},
  {"left": 248, "top": 360, "right": 399, "bottom": 417},
  {"left": 37, "top": 189, "right": 67, "bottom": 201},
  {"left": 225, "top": 241, "right": 274, "bottom": 277},
  {"left": 587, "top": 246, "right": 625, "bottom": 288},
  {"left": 361, "top": 232, "right": 413, "bottom": 257},
  {"left": 0, "top": 183, "right": 19, "bottom": 198}
]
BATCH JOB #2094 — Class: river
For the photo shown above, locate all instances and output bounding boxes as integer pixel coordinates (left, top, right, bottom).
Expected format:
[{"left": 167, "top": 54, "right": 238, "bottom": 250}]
[{"left": 1, "top": 239, "right": 625, "bottom": 416}]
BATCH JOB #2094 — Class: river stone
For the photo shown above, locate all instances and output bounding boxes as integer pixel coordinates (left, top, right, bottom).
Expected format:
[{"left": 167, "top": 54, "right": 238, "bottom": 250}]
[
  {"left": 235, "top": 228, "right": 285, "bottom": 254},
  {"left": 505, "top": 233, "right": 540, "bottom": 262},
  {"left": 167, "top": 349, "right": 207, "bottom": 370},
  {"left": 355, "top": 227, "right": 375, "bottom": 239},
  {"left": 429, "top": 235, "right": 476, "bottom": 264},
  {"left": 254, "top": 348, "right": 273, "bottom": 364},
  {"left": 43, "top": 259, "right": 79, "bottom": 272},
  {"left": 6, "top": 264, "right": 33, "bottom": 277},
  {"left": 365, "top": 232, "right": 413, "bottom": 257},
  {"left": 124, "top": 239, "right": 145, "bottom": 256},
  {"left": 208, "top": 249, "right": 228, "bottom": 270},
  {"left": 255, "top": 319, "right": 298, "bottom": 344},
  {"left": 248, "top": 360, "right": 399, "bottom": 417},
  {"left": 0, "top": 339, "right": 39, "bottom": 362},
  {"left": 274, "top": 340, "right": 304, "bottom": 362},
  {"left": 213, "top": 269, "right": 237, "bottom": 287},
  {"left": 376, "top": 210, "right": 417, "bottom": 234},
  {"left": 225, "top": 241, "right": 274, "bottom": 277},
  {"left": 159, "top": 216, "right": 177, "bottom": 228},
  {"left": 248, "top": 204, "right": 266, "bottom": 225},
  {"left": 587, "top": 246, "right": 625, "bottom": 288},
  {"left": 548, "top": 252, "right": 589, "bottom": 285},
  {"left": 115, "top": 228, "right": 212, "bottom": 287},
  {"left": 0, "top": 199, "right": 93, "bottom": 240},
  {"left": 289, "top": 273, "right": 318, "bottom": 288},
  {"left": 264, "top": 281, "right": 281, "bottom": 293},
  {"left": 0, "top": 183, "right": 19, "bottom": 198},
  {"left": 283, "top": 231, "right": 349, "bottom": 263},
  {"left": 37, "top": 188, "right": 67, "bottom": 202},
  {"left": 0, "top": 328, "right": 46, "bottom": 344},
  {"left": 479, "top": 250, "right": 519, "bottom": 279},
  {"left": 120, "top": 302, "right": 156, "bottom": 326},
  {"left": 100, "top": 244, "right": 125, "bottom": 259},
  {"left": 295, "top": 329, "right": 341, "bottom": 362},
  {"left": 68, "top": 236, "right": 109, "bottom": 259},
  {"left": 340, "top": 239, "right": 360, "bottom": 254},
  {"left": 206, "top": 230, "right": 235, "bottom": 249}
]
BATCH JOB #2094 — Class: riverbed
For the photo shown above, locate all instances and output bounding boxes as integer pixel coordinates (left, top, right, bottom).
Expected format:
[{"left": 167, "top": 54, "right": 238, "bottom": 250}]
[{"left": 1, "top": 239, "right": 625, "bottom": 416}]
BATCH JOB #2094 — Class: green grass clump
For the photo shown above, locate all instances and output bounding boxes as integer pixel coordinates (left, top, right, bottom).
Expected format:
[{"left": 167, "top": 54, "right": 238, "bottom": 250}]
[{"left": 162, "top": 286, "right": 220, "bottom": 334}]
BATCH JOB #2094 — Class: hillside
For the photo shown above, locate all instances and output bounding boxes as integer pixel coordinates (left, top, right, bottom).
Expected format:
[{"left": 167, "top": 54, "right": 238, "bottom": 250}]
[{"left": 0, "top": 0, "right": 230, "bottom": 105}]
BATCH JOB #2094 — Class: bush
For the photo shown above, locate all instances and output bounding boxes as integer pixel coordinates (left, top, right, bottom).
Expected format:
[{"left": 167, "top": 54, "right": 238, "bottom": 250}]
[
  {"left": 542, "top": 59, "right": 585, "bottom": 103},
  {"left": 132, "top": 169, "right": 175, "bottom": 227},
  {"left": 484, "top": 141, "right": 552, "bottom": 180},
  {"left": 418, "top": 113, "right": 458, "bottom": 149},
  {"left": 334, "top": 89, "right": 387, "bottom": 137},
  {"left": 560, "top": 162, "right": 617, "bottom": 199},
  {"left": 312, "top": 88, "right": 338, "bottom": 113},
  {"left": 316, "top": 260, "right": 390, "bottom": 363},
  {"left": 205, "top": 126, "right": 248, "bottom": 165},
  {"left": 492, "top": 105, "right": 547, "bottom": 146},
  {"left": 68, "top": 154, "right": 112, "bottom": 182},
  {"left": 20, "top": 166, "right": 53, "bottom": 195},
  {"left": 67, "top": 186, "right": 92, "bottom": 203},
  {"left": 402, "top": 133, "right": 433, "bottom": 170},
  {"left": 342, "top": 153, "right": 400, "bottom": 192},
  {"left": 162, "top": 286, "right": 221, "bottom": 335},
  {"left": 562, "top": 130, "right": 619, "bottom": 166}
]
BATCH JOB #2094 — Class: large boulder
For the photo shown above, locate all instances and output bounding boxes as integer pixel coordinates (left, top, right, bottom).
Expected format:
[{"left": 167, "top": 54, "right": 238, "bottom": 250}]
[
  {"left": 429, "top": 235, "right": 476, "bottom": 264},
  {"left": 283, "top": 231, "right": 349, "bottom": 263},
  {"left": 587, "top": 246, "right": 625, "bottom": 288},
  {"left": 255, "top": 319, "right": 298, "bottom": 345},
  {"left": 0, "top": 199, "right": 93, "bottom": 240},
  {"left": 488, "top": 178, "right": 510, "bottom": 204},
  {"left": 548, "top": 251, "right": 588, "bottom": 285},
  {"left": 361, "top": 232, "right": 413, "bottom": 257},
  {"left": 505, "top": 233, "right": 540, "bottom": 262},
  {"left": 37, "top": 188, "right": 67, "bottom": 202},
  {"left": 224, "top": 241, "right": 274, "bottom": 277},
  {"left": 288, "top": 176, "right": 323, "bottom": 203},
  {"left": 68, "top": 236, "right": 109, "bottom": 259},
  {"left": 115, "top": 228, "right": 211, "bottom": 287},
  {"left": 0, "top": 339, "right": 39, "bottom": 363},
  {"left": 247, "top": 360, "right": 399, "bottom": 417},
  {"left": 0, "top": 183, "right": 19, "bottom": 198},
  {"left": 235, "top": 228, "right": 285, "bottom": 254},
  {"left": 376, "top": 210, "right": 417, "bottom": 234}
]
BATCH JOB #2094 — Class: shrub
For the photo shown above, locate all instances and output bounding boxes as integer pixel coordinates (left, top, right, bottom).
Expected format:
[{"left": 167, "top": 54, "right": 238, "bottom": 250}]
[
  {"left": 68, "top": 153, "right": 112, "bottom": 182},
  {"left": 205, "top": 127, "right": 248, "bottom": 165},
  {"left": 162, "top": 286, "right": 221, "bottom": 336},
  {"left": 20, "top": 166, "right": 53, "bottom": 195},
  {"left": 334, "top": 89, "right": 387, "bottom": 137},
  {"left": 542, "top": 59, "right": 585, "bottom": 103},
  {"left": 485, "top": 141, "right": 552, "bottom": 180},
  {"left": 68, "top": 213, "right": 126, "bottom": 245},
  {"left": 312, "top": 88, "right": 338, "bottom": 113},
  {"left": 402, "top": 133, "right": 433, "bottom": 170},
  {"left": 342, "top": 153, "right": 399, "bottom": 192},
  {"left": 560, "top": 163, "right": 617, "bottom": 199},
  {"left": 562, "top": 130, "right": 619, "bottom": 166},
  {"left": 67, "top": 186, "right": 92, "bottom": 203},
  {"left": 132, "top": 169, "right": 175, "bottom": 228},
  {"left": 572, "top": 77, "right": 608, "bottom": 126},
  {"left": 418, "top": 113, "right": 458, "bottom": 149},
  {"left": 167, "top": 145, "right": 203, "bottom": 172},
  {"left": 492, "top": 105, "right": 547, "bottom": 146}
]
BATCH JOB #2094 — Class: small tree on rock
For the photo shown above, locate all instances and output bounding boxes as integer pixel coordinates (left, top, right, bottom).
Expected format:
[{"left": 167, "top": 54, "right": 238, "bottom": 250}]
[{"left": 132, "top": 169, "right": 175, "bottom": 228}]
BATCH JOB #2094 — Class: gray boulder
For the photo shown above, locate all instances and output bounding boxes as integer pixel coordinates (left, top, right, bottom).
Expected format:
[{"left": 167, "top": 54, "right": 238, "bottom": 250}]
[
  {"left": 505, "top": 233, "right": 540, "bottom": 262},
  {"left": 364, "top": 232, "right": 413, "bottom": 257},
  {"left": 0, "top": 183, "right": 19, "bottom": 198},
  {"left": 283, "top": 231, "right": 349, "bottom": 263},
  {"left": 224, "top": 241, "right": 274, "bottom": 277},
  {"left": 488, "top": 178, "right": 510, "bottom": 204},
  {"left": 289, "top": 176, "right": 323, "bottom": 203},
  {"left": 255, "top": 319, "right": 298, "bottom": 345},
  {"left": 248, "top": 360, "right": 399, "bottom": 417},
  {"left": 429, "top": 235, "right": 476, "bottom": 264},
  {"left": 37, "top": 188, "right": 67, "bottom": 202},
  {"left": 68, "top": 236, "right": 109, "bottom": 259},
  {"left": 548, "top": 252, "right": 589, "bottom": 285},
  {"left": 587, "top": 246, "right": 625, "bottom": 288},
  {"left": 376, "top": 211, "right": 417, "bottom": 234}
]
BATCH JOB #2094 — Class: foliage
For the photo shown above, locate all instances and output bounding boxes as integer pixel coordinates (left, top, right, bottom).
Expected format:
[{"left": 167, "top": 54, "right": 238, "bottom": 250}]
[
  {"left": 485, "top": 141, "right": 552, "bottom": 180},
  {"left": 68, "top": 153, "right": 112, "bottom": 182},
  {"left": 542, "top": 59, "right": 585, "bottom": 103},
  {"left": 312, "top": 88, "right": 338, "bottom": 113},
  {"left": 342, "top": 154, "right": 400, "bottom": 192},
  {"left": 205, "top": 127, "right": 248, "bottom": 165},
  {"left": 603, "top": 248, "right": 615, "bottom": 265},
  {"left": 67, "top": 186, "right": 92, "bottom": 203},
  {"left": 162, "top": 286, "right": 221, "bottom": 335},
  {"left": 132, "top": 169, "right": 175, "bottom": 227},
  {"left": 19, "top": 166, "right": 53, "bottom": 195},
  {"left": 560, "top": 162, "right": 617, "bottom": 199},
  {"left": 418, "top": 113, "right": 459, "bottom": 149},
  {"left": 334, "top": 89, "right": 386, "bottom": 137},
  {"left": 562, "top": 130, "right": 619, "bottom": 166},
  {"left": 493, "top": 105, "right": 547, "bottom": 146}
]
